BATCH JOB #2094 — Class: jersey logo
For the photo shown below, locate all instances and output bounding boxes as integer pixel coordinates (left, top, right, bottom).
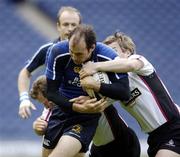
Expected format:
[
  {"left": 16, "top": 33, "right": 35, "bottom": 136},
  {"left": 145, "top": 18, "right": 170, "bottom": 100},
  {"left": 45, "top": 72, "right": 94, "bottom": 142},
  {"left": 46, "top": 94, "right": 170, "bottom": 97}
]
[
  {"left": 123, "top": 88, "right": 141, "bottom": 107},
  {"left": 71, "top": 124, "right": 82, "bottom": 134},
  {"left": 68, "top": 77, "right": 81, "bottom": 87},
  {"left": 165, "top": 139, "right": 175, "bottom": 147},
  {"left": 43, "top": 138, "right": 51, "bottom": 146},
  {"left": 74, "top": 67, "right": 81, "bottom": 73}
]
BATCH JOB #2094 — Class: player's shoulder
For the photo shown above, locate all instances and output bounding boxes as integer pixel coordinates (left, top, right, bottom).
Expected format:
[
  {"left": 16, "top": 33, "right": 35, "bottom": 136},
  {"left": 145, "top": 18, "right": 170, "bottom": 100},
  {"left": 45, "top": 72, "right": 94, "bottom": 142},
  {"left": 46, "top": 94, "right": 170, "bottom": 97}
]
[
  {"left": 52, "top": 40, "right": 68, "bottom": 50},
  {"left": 95, "top": 42, "right": 117, "bottom": 61},
  {"left": 38, "top": 42, "right": 54, "bottom": 51},
  {"left": 129, "top": 54, "right": 151, "bottom": 66},
  {"left": 130, "top": 54, "right": 155, "bottom": 75},
  {"left": 96, "top": 42, "right": 112, "bottom": 51},
  {"left": 27, "top": 42, "right": 54, "bottom": 63},
  {"left": 50, "top": 40, "right": 69, "bottom": 56},
  {"left": 34, "top": 38, "right": 60, "bottom": 55},
  {"left": 129, "top": 54, "right": 146, "bottom": 60}
]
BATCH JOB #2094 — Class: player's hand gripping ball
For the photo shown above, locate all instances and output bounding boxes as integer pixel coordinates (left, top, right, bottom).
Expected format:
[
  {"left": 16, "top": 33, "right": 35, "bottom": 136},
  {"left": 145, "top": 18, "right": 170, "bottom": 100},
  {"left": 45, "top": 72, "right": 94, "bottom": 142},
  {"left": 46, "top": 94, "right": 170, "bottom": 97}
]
[{"left": 85, "top": 71, "right": 110, "bottom": 98}]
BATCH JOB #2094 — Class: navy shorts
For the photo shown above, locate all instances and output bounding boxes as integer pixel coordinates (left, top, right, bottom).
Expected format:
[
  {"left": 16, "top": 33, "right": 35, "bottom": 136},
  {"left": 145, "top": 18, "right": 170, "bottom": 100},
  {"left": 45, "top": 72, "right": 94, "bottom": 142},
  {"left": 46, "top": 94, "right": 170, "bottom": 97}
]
[
  {"left": 148, "top": 119, "right": 180, "bottom": 157},
  {"left": 43, "top": 105, "right": 100, "bottom": 152}
]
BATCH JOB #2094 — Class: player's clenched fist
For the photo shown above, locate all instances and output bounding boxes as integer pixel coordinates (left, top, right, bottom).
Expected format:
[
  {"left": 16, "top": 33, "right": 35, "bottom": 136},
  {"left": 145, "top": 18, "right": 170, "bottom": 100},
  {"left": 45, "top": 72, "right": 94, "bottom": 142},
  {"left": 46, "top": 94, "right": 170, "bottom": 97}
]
[{"left": 33, "top": 117, "right": 48, "bottom": 136}]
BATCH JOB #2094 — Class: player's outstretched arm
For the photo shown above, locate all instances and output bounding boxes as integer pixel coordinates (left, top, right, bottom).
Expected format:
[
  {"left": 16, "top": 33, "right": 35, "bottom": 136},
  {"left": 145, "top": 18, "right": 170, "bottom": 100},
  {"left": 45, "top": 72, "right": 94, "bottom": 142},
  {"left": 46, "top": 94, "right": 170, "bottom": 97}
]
[
  {"left": 80, "top": 58, "right": 144, "bottom": 78},
  {"left": 18, "top": 67, "right": 36, "bottom": 119}
]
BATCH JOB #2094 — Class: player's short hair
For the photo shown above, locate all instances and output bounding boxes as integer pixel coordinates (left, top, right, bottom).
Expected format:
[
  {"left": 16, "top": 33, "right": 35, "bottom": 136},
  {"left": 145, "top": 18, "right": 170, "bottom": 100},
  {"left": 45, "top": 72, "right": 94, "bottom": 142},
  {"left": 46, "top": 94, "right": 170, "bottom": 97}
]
[
  {"left": 103, "top": 32, "right": 136, "bottom": 54},
  {"left": 57, "top": 6, "right": 82, "bottom": 24},
  {"left": 69, "top": 24, "right": 96, "bottom": 50},
  {"left": 30, "top": 75, "right": 47, "bottom": 100}
]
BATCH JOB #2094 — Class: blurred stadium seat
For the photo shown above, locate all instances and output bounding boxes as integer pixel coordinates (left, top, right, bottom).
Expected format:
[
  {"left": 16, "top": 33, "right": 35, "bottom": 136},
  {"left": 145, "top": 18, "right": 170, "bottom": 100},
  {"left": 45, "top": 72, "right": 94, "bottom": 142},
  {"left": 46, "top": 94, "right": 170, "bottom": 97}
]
[{"left": 0, "top": 0, "right": 48, "bottom": 140}]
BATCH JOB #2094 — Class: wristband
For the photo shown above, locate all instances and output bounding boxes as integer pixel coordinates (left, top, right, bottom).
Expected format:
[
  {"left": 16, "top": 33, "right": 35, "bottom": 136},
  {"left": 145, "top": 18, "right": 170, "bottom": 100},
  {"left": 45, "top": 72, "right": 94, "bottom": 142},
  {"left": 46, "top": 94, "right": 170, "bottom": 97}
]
[{"left": 20, "top": 92, "right": 29, "bottom": 102}]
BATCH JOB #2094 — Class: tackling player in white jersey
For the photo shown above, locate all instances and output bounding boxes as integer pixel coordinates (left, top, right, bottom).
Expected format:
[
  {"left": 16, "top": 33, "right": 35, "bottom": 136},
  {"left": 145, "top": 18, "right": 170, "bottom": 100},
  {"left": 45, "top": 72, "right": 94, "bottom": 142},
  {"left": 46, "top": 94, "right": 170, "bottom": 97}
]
[{"left": 79, "top": 32, "right": 180, "bottom": 157}]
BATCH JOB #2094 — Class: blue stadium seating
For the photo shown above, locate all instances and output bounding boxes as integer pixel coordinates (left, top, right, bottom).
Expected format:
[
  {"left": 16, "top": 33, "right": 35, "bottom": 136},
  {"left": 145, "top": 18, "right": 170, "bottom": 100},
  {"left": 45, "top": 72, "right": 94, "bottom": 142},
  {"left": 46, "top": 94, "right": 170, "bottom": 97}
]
[{"left": 0, "top": 1, "right": 47, "bottom": 140}]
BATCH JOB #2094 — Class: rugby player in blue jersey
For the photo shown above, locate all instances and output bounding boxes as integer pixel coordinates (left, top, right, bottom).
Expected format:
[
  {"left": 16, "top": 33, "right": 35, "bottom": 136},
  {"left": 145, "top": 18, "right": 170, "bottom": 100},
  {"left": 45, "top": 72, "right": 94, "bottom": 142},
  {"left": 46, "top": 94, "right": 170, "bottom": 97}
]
[
  {"left": 44, "top": 24, "right": 136, "bottom": 157},
  {"left": 18, "top": 7, "right": 140, "bottom": 157}
]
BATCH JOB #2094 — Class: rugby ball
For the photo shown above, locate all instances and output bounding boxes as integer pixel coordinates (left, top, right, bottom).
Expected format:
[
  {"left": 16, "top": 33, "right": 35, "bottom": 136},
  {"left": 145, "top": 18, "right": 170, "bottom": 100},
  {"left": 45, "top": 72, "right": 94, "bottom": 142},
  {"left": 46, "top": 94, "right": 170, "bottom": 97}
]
[
  {"left": 85, "top": 71, "right": 110, "bottom": 98},
  {"left": 93, "top": 71, "right": 110, "bottom": 84}
]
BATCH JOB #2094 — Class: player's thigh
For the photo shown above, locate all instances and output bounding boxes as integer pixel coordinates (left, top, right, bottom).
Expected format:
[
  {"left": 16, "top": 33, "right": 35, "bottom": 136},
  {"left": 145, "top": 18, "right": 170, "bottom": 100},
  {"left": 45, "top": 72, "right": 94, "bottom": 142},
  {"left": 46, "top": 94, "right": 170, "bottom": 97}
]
[
  {"left": 49, "top": 135, "right": 82, "bottom": 157},
  {"left": 42, "top": 147, "right": 53, "bottom": 157},
  {"left": 155, "top": 149, "right": 180, "bottom": 157}
]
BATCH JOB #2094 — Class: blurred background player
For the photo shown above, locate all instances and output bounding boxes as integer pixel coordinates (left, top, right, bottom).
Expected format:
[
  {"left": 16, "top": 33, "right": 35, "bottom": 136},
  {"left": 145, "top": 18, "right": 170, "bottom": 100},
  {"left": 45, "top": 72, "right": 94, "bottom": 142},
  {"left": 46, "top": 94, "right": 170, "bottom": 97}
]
[
  {"left": 18, "top": 6, "right": 82, "bottom": 119},
  {"left": 17, "top": 6, "right": 82, "bottom": 157},
  {"left": 79, "top": 32, "right": 180, "bottom": 157}
]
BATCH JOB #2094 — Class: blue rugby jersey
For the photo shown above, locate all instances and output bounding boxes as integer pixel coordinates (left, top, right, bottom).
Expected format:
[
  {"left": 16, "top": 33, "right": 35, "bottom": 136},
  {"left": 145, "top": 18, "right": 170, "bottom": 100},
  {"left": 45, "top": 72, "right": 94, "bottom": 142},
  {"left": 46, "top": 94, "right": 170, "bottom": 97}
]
[
  {"left": 46, "top": 40, "right": 128, "bottom": 99},
  {"left": 25, "top": 38, "right": 60, "bottom": 73}
]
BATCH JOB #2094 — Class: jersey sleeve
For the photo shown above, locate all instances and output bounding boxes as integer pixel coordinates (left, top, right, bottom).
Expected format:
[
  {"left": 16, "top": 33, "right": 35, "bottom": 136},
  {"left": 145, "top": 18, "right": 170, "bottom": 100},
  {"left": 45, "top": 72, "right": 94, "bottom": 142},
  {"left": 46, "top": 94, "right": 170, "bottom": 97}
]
[
  {"left": 129, "top": 54, "right": 154, "bottom": 76},
  {"left": 45, "top": 42, "right": 68, "bottom": 80},
  {"left": 25, "top": 43, "right": 53, "bottom": 73},
  {"left": 40, "top": 108, "right": 52, "bottom": 122},
  {"left": 45, "top": 41, "right": 74, "bottom": 112},
  {"left": 96, "top": 43, "right": 128, "bottom": 80},
  {"left": 96, "top": 43, "right": 130, "bottom": 100}
]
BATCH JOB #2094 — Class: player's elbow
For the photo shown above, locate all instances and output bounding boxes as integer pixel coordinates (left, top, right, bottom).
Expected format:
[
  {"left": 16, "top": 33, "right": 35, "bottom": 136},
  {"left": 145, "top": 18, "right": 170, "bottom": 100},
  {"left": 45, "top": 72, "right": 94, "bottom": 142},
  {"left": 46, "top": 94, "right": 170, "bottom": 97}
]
[
  {"left": 110, "top": 88, "right": 130, "bottom": 101},
  {"left": 127, "top": 64, "right": 137, "bottom": 72},
  {"left": 116, "top": 83, "right": 131, "bottom": 101},
  {"left": 121, "top": 89, "right": 131, "bottom": 101},
  {"left": 19, "top": 67, "right": 31, "bottom": 78},
  {"left": 127, "top": 60, "right": 142, "bottom": 72}
]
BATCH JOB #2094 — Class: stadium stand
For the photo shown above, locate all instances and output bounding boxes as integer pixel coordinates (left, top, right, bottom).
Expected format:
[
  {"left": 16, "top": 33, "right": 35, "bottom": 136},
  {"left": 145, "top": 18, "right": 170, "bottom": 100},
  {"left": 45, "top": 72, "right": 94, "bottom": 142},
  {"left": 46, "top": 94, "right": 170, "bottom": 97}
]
[{"left": 0, "top": 0, "right": 48, "bottom": 140}]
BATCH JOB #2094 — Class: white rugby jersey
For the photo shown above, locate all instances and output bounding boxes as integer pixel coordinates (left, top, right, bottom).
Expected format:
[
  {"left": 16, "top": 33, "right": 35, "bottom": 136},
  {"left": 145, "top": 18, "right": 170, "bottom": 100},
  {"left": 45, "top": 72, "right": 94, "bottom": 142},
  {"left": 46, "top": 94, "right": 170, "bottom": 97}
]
[
  {"left": 121, "top": 54, "right": 180, "bottom": 133},
  {"left": 40, "top": 108, "right": 52, "bottom": 122},
  {"left": 93, "top": 112, "right": 114, "bottom": 146},
  {"left": 92, "top": 105, "right": 129, "bottom": 146}
]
